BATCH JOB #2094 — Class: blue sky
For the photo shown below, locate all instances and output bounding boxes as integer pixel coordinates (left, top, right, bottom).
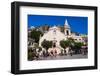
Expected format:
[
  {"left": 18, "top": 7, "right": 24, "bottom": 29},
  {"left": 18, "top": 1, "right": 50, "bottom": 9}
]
[{"left": 28, "top": 15, "right": 88, "bottom": 34}]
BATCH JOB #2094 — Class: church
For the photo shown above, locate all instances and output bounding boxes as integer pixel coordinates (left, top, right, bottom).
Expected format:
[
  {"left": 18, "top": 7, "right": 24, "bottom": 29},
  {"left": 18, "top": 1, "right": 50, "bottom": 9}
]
[
  {"left": 28, "top": 19, "right": 87, "bottom": 55},
  {"left": 39, "top": 19, "right": 70, "bottom": 47},
  {"left": 38, "top": 19, "right": 85, "bottom": 54},
  {"left": 39, "top": 19, "right": 85, "bottom": 46},
  {"left": 38, "top": 19, "right": 87, "bottom": 54}
]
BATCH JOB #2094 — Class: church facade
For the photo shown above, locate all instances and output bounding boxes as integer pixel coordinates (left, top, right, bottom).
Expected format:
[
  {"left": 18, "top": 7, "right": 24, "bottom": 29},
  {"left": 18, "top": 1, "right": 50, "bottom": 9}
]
[
  {"left": 39, "top": 19, "right": 87, "bottom": 47},
  {"left": 37, "top": 19, "right": 87, "bottom": 54}
]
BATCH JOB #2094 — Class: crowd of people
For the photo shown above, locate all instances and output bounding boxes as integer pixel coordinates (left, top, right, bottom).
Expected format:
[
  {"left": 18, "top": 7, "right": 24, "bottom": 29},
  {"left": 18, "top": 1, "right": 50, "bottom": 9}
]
[{"left": 28, "top": 46, "right": 87, "bottom": 61}]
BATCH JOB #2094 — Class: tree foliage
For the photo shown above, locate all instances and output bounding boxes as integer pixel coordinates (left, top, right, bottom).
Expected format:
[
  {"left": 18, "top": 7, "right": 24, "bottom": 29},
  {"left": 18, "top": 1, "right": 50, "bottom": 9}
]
[
  {"left": 30, "top": 29, "right": 43, "bottom": 43},
  {"left": 41, "top": 39, "right": 52, "bottom": 50},
  {"left": 60, "top": 40, "right": 69, "bottom": 49},
  {"left": 60, "top": 38, "right": 84, "bottom": 49},
  {"left": 74, "top": 42, "right": 84, "bottom": 50}
]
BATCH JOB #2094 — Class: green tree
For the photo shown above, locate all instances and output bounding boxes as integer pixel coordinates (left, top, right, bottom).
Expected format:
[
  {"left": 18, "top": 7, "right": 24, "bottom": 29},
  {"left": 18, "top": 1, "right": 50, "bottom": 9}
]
[
  {"left": 41, "top": 39, "right": 52, "bottom": 51},
  {"left": 60, "top": 40, "right": 66, "bottom": 49},
  {"left": 60, "top": 38, "right": 74, "bottom": 48},
  {"left": 75, "top": 42, "right": 84, "bottom": 49},
  {"left": 67, "top": 38, "right": 75, "bottom": 49},
  {"left": 60, "top": 40, "right": 71, "bottom": 55},
  {"left": 74, "top": 42, "right": 84, "bottom": 54},
  {"left": 60, "top": 40, "right": 70, "bottom": 49},
  {"left": 30, "top": 29, "right": 43, "bottom": 43}
]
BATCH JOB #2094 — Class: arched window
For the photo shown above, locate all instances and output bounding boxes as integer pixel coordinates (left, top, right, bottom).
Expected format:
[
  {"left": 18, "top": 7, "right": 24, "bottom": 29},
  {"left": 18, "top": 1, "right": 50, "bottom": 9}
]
[{"left": 66, "top": 30, "right": 69, "bottom": 35}]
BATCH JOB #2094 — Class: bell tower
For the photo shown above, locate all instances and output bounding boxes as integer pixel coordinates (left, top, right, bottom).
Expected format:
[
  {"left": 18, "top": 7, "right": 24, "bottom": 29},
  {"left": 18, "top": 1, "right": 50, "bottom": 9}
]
[{"left": 64, "top": 19, "right": 71, "bottom": 36}]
